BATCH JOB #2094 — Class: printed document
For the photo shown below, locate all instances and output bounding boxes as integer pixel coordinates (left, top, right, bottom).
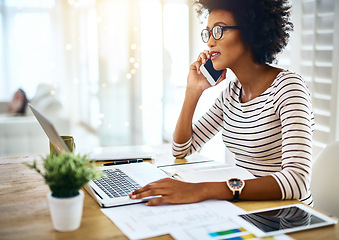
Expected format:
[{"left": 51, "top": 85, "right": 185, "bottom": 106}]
[
  {"left": 101, "top": 200, "right": 246, "bottom": 240},
  {"left": 171, "top": 220, "right": 294, "bottom": 240}
]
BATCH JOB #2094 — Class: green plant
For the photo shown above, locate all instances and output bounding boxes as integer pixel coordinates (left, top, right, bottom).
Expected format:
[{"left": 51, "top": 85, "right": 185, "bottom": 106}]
[{"left": 24, "top": 152, "right": 102, "bottom": 198}]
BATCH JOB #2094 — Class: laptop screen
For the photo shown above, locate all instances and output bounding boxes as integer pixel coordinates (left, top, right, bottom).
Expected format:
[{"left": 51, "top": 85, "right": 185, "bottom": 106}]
[{"left": 28, "top": 104, "right": 69, "bottom": 153}]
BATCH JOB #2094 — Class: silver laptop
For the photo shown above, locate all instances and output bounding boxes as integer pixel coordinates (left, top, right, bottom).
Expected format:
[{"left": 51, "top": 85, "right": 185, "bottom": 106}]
[{"left": 29, "top": 104, "right": 169, "bottom": 207}]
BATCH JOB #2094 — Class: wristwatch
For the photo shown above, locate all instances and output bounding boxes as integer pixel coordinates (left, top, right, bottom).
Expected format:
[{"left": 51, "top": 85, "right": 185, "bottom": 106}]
[{"left": 227, "top": 178, "right": 245, "bottom": 202}]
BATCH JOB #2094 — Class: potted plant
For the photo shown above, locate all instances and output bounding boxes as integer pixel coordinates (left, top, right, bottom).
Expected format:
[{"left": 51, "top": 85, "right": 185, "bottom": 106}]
[{"left": 24, "top": 152, "right": 102, "bottom": 232}]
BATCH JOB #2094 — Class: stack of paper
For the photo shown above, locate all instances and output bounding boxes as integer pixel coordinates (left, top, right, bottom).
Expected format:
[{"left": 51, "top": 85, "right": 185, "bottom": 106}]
[{"left": 159, "top": 162, "right": 255, "bottom": 182}]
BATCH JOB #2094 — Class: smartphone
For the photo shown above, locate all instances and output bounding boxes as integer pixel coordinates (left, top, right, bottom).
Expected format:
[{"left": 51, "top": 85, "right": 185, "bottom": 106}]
[{"left": 199, "top": 59, "right": 224, "bottom": 86}]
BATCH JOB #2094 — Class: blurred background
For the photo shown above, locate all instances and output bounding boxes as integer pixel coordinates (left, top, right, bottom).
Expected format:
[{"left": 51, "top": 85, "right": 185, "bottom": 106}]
[{"left": 0, "top": 0, "right": 338, "bottom": 162}]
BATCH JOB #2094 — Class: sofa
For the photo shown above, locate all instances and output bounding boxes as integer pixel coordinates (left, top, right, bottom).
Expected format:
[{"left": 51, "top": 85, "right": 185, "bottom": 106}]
[{"left": 0, "top": 84, "right": 70, "bottom": 157}]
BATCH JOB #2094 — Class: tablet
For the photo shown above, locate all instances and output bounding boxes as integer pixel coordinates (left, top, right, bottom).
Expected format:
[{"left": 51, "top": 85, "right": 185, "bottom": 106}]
[{"left": 233, "top": 204, "right": 337, "bottom": 237}]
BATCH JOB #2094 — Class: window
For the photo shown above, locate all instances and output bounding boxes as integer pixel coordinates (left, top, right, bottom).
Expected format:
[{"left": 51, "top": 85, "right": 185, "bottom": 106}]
[
  {"left": 0, "top": 0, "right": 193, "bottom": 149},
  {"left": 0, "top": 0, "right": 56, "bottom": 99},
  {"left": 162, "top": 1, "right": 190, "bottom": 141},
  {"left": 95, "top": 0, "right": 191, "bottom": 146},
  {"left": 1, "top": 0, "right": 337, "bottom": 160},
  {"left": 0, "top": 13, "right": 3, "bottom": 91},
  {"left": 278, "top": 0, "right": 339, "bottom": 158}
]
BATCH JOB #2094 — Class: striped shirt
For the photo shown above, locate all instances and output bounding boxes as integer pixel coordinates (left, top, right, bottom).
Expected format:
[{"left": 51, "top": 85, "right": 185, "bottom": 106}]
[{"left": 173, "top": 70, "right": 315, "bottom": 205}]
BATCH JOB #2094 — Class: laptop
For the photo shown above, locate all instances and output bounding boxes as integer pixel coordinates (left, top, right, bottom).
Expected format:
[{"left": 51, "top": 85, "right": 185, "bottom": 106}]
[{"left": 28, "top": 104, "right": 169, "bottom": 207}]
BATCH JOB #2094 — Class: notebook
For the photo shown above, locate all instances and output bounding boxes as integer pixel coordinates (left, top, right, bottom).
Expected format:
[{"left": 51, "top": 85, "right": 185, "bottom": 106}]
[{"left": 28, "top": 104, "right": 169, "bottom": 207}]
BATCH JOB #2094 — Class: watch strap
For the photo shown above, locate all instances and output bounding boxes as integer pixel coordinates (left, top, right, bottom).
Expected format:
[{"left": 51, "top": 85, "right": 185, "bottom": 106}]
[{"left": 233, "top": 191, "right": 239, "bottom": 202}]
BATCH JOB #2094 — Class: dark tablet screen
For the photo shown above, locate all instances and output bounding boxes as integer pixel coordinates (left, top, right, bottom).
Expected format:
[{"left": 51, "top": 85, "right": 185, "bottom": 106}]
[{"left": 239, "top": 206, "right": 325, "bottom": 233}]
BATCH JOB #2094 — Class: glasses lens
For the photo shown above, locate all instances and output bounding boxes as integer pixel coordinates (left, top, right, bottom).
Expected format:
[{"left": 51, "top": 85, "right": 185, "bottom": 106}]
[
  {"left": 201, "top": 29, "right": 210, "bottom": 43},
  {"left": 212, "top": 26, "right": 223, "bottom": 40}
]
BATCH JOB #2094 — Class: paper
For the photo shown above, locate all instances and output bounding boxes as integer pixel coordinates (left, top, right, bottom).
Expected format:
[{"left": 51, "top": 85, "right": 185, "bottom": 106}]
[
  {"left": 158, "top": 161, "right": 224, "bottom": 176},
  {"left": 101, "top": 200, "right": 246, "bottom": 240},
  {"left": 171, "top": 221, "right": 294, "bottom": 240},
  {"left": 160, "top": 163, "right": 255, "bottom": 182}
]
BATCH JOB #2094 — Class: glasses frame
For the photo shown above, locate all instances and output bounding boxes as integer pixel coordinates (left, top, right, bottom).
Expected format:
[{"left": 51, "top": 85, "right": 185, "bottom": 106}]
[{"left": 201, "top": 25, "right": 240, "bottom": 43}]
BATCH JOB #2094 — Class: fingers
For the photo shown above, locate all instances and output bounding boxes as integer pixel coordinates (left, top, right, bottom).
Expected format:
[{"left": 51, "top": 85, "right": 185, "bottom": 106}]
[
  {"left": 130, "top": 186, "right": 166, "bottom": 200},
  {"left": 129, "top": 178, "right": 205, "bottom": 206},
  {"left": 129, "top": 178, "right": 170, "bottom": 200},
  {"left": 192, "top": 50, "right": 210, "bottom": 75},
  {"left": 191, "top": 61, "right": 202, "bottom": 74},
  {"left": 197, "top": 50, "right": 210, "bottom": 64},
  {"left": 129, "top": 178, "right": 185, "bottom": 206}
]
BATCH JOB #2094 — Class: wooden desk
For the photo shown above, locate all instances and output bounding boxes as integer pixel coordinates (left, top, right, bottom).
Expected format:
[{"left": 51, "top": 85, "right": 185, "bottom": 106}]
[{"left": 1, "top": 150, "right": 338, "bottom": 240}]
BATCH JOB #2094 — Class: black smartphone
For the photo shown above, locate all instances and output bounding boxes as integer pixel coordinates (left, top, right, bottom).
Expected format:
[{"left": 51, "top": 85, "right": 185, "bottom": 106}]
[{"left": 199, "top": 59, "right": 224, "bottom": 86}]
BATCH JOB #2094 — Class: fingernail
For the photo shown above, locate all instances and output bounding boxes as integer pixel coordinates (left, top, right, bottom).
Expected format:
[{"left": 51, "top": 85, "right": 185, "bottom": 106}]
[{"left": 131, "top": 195, "right": 136, "bottom": 199}]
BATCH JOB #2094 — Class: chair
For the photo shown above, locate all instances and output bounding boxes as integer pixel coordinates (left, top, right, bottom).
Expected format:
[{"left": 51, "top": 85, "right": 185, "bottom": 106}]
[
  {"left": 311, "top": 141, "right": 339, "bottom": 218},
  {"left": 0, "top": 84, "right": 70, "bottom": 157}
]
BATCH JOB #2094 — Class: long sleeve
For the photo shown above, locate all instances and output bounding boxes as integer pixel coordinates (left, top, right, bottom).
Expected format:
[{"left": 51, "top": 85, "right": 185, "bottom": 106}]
[
  {"left": 271, "top": 73, "right": 315, "bottom": 205},
  {"left": 172, "top": 90, "right": 226, "bottom": 158}
]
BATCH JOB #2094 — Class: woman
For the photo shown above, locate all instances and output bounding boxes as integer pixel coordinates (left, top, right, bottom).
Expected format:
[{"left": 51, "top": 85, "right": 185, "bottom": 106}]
[{"left": 130, "top": 0, "right": 314, "bottom": 206}]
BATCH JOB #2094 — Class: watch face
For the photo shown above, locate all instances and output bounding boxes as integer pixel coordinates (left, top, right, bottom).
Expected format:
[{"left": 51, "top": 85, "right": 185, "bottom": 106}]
[{"left": 228, "top": 179, "right": 244, "bottom": 190}]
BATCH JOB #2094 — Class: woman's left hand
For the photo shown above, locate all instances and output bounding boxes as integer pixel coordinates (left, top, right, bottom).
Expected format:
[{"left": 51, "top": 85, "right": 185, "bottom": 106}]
[{"left": 129, "top": 178, "right": 207, "bottom": 206}]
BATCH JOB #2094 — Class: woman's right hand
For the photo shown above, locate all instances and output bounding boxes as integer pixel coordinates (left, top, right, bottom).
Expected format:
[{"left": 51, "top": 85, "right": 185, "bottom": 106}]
[{"left": 187, "top": 51, "right": 227, "bottom": 95}]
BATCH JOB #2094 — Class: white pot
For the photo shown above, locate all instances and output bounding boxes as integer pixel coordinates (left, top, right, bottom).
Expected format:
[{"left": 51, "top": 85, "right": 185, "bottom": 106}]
[{"left": 47, "top": 189, "right": 84, "bottom": 232}]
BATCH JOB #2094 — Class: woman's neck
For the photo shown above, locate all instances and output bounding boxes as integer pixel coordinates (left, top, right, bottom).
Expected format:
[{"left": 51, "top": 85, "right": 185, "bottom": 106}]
[{"left": 232, "top": 62, "right": 282, "bottom": 103}]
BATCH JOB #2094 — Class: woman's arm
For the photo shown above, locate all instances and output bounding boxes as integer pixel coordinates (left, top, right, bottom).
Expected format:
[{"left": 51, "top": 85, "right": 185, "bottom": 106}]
[
  {"left": 172, "top": 86, "right": 202, "bottom": 144},
  {"left": 129, "top": 175, "right": 282, "bottom": 206},
  {"left": 173, "top": 51, "right": 226, "bottom": 144},
  {"left": 270, "top": 73, "right": 314, "bottom": 204},
  {"left": 172, "top": 89, "right": 225, "bottom": 158}
]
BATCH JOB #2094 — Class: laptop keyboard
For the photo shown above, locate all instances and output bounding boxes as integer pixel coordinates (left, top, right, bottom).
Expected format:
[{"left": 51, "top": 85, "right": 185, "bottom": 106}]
[{"left": 93, "top": 169, "right": 142, "bottom": 198}]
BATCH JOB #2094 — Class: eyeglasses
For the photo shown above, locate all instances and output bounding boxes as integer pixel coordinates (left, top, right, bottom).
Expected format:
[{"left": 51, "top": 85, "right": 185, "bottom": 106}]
[{"left": 201, "top": 25, "right": 240, "bottom": 43}]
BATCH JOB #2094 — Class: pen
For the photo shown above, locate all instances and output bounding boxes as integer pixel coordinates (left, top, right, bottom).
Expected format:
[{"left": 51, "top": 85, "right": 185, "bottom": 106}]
[
  {"left": 93, "top": 157, "right": 153, "bottom": 162},
  {"left": 102, "top": 159, "right": 144, "bottom": 166}
]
